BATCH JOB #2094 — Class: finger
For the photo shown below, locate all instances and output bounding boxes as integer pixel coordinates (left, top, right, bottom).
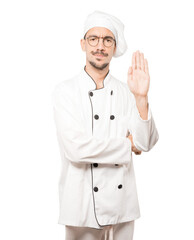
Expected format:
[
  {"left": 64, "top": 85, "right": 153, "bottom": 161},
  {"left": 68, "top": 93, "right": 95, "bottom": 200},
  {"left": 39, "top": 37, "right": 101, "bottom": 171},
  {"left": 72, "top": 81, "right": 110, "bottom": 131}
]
[
  {"left": 128, "top": 66, "right": 132, "bottom": 75},
  {"left": 132, "top": 52, "right": 136, "bottom": 70},
  {"left": 135, "top": 151, "right": 142, "bottom": 155},
  {"left": 144, "top": 58, "right": 149, "bottom": 74},
  {"left": 140, "top": 53, "right": 144, "bottom": 71},
  {"left": 136, "top": 50, "right": 140, "bottom": 69},
  {"left": 127, "top": 67, "right": 133, "bottom": 83},
  {"left": 132, "top": 147, "right": 140, "bottom": 152}
]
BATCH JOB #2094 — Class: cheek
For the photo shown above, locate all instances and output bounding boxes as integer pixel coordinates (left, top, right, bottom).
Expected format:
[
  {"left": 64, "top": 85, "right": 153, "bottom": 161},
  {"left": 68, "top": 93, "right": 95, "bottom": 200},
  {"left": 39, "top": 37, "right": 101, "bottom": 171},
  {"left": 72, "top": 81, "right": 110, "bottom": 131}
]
[
  {"left": 108, "top": 48, "right": 115, "bottom": 58},
  {"left": 85, "top": 45, "right": 94, "bottom": 55}
]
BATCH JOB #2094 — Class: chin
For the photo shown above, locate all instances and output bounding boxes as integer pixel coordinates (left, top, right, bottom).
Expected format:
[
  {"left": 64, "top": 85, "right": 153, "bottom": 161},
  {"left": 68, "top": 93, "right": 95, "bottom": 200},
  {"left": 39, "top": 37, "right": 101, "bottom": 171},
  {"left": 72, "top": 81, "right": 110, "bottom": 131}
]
[{"left": 89, "top": 61, "right": 109, "bottom": 70}]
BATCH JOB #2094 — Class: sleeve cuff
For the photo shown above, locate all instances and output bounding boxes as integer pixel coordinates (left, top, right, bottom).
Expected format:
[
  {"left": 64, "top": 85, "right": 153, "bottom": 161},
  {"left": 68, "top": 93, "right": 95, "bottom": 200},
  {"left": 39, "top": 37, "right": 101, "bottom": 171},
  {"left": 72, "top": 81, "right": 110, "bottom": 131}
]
[{"left": 134, "top": 102, "right": 152, "bottom": 122}]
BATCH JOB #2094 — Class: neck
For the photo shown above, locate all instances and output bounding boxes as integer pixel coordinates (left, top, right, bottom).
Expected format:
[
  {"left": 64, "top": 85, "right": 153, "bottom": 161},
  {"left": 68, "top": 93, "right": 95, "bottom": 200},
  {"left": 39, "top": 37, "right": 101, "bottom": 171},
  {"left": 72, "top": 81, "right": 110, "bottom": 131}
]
[{"left": 84, "top": 63, "right": 109, "bottom": 89}]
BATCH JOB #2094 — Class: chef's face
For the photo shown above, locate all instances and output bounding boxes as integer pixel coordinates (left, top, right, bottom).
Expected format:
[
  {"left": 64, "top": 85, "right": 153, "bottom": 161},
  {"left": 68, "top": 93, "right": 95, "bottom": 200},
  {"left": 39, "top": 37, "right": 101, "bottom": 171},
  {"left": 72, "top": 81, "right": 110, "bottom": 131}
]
[{"left": 80, "top": 27, "right": 116, "bottom": 70}]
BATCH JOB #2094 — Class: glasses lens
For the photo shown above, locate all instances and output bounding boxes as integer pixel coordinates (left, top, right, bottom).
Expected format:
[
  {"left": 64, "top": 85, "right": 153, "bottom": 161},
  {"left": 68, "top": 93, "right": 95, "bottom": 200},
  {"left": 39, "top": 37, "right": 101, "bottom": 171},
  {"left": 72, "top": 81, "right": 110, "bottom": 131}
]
[
  {"left": 88, "top": 36, "right": 98, "bottom": 46},
  {"left": 103, "top": 37, "right": 114, "bottom": 47}
]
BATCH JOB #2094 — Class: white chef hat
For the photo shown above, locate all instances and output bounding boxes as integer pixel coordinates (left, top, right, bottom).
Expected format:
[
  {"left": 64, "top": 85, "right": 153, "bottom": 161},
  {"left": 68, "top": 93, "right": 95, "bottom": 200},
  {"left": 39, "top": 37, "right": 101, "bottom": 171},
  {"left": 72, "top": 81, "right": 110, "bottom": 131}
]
[{"left": 83, "top": 10, "right": 128, "bottom": 58}]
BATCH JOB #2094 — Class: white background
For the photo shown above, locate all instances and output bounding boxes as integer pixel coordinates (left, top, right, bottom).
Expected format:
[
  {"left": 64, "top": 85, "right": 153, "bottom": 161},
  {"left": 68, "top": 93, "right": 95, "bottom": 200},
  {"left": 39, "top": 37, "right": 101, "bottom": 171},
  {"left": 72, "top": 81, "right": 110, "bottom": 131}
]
[{"left": 0, "top": 0, "right": 194, "bottom": 239}]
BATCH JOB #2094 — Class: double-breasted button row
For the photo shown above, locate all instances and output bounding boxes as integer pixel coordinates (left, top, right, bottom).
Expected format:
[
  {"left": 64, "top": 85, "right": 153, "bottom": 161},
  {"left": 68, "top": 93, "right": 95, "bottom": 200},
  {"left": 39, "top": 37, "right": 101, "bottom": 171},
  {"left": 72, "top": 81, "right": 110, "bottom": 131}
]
[
  {"left": 93, "top": 163, "right": 118, "bottom": 167},
  {"left": 89, "top": 90, "right": 113, "bottom": 96},
  {"left": 94, "top": 114, "right": 115, "bottom": 120},
  {"left": 90, "top": 89, "right": 115, "bottom": 120},
  {"left": 93, "top": 185, "right": 123, "bottom": 192}
]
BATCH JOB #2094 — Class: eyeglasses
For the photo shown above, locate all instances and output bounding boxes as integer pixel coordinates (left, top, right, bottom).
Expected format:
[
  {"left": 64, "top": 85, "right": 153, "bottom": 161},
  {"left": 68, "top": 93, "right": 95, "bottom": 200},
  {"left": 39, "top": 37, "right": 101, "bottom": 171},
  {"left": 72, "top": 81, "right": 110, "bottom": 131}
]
[{"left": 86, "top": 36, "right": 116, "bottom": 47}]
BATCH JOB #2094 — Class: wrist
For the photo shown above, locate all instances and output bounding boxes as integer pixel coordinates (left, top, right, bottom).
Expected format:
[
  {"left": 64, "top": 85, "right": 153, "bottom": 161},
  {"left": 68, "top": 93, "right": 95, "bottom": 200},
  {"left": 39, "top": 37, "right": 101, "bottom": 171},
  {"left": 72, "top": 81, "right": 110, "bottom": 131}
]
[
  {"left": 134, "top": 95, "right": 149, "bottom": 120},
  {"left": 134, "top": 95, "right": 148, "bottom": 104}
]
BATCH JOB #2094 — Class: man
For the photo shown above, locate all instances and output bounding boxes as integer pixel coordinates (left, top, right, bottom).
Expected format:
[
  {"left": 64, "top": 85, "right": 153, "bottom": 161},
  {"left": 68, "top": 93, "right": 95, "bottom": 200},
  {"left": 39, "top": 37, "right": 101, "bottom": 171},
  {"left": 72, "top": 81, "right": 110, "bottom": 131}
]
[{"left": 52, "top": 10, "right": 159, "bottom": 240}]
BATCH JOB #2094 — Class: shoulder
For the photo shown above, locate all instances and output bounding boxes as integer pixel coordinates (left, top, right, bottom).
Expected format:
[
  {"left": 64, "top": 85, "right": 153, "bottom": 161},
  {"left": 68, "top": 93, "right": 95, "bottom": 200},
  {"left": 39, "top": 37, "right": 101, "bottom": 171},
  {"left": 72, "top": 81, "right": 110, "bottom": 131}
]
[
  {"left": 54, "top": 75, "right": 78, "bottom": 92},
  {"left": 51, "top": 74, "right": 80, "bottom": 107},
  {"left": 52, "top": 73, "right": 80, "bottom": 97}
]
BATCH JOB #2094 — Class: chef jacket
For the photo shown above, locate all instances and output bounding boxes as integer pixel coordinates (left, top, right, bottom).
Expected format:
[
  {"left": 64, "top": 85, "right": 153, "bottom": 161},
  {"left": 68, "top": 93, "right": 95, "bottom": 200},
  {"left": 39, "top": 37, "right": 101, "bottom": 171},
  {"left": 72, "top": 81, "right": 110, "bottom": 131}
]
[{"left": 52, "top": 66, "right": 159, "bottom": 229}]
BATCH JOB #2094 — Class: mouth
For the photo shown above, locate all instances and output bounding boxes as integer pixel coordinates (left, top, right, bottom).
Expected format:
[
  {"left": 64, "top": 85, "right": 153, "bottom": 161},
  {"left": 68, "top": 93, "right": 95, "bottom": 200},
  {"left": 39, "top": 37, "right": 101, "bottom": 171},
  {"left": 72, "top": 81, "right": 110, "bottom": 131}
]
[{"left": 95, "top": 54, "right": 105, "bottom": 58}]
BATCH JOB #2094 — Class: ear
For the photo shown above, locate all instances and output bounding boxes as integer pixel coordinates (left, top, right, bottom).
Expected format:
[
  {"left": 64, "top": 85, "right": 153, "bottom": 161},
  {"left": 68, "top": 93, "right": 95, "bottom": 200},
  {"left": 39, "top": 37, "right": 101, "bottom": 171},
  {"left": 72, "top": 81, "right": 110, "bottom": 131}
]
[{"left": 80, "top": 39, "right": 86, "bottom": 52}]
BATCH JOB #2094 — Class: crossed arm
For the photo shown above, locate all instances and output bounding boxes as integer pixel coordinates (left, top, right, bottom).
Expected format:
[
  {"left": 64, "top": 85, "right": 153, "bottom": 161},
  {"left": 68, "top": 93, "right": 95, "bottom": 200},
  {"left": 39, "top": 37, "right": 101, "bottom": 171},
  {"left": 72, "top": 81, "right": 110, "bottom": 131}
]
[{"left": 128, "top": 134, "right": 142, "bottom": 155}]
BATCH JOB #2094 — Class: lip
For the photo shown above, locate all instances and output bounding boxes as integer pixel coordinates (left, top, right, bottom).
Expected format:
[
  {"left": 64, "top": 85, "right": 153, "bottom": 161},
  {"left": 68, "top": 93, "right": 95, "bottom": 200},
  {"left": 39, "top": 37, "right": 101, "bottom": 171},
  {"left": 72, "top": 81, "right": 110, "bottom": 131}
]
[{"left": 95, "top": 54, "right": 105, "bottom": 58}]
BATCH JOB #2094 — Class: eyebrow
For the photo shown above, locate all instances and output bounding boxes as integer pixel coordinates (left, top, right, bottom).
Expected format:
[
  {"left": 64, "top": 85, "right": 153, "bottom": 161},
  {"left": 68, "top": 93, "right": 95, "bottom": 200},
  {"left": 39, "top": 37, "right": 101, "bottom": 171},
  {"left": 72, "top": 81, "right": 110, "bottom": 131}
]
[{"left": 87, "top": 35, "right": 114, "bottom": 39}]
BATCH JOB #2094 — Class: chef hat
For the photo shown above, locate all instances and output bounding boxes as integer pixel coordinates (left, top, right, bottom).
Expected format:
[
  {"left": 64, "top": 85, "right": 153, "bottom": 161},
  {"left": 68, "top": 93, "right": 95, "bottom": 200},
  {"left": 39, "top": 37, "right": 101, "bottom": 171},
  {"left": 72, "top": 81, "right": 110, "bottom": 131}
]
[{"left": 83, "top": 10, "right": 128, "bottom": 58}]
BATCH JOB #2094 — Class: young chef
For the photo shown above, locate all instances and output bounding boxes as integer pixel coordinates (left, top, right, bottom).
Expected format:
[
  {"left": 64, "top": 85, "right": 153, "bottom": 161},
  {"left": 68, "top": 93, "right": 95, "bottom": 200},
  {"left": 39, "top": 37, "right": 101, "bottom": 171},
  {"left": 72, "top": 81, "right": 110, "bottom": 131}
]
[{"left": 52, "top": 10, "right": 159, "bottom": 240}]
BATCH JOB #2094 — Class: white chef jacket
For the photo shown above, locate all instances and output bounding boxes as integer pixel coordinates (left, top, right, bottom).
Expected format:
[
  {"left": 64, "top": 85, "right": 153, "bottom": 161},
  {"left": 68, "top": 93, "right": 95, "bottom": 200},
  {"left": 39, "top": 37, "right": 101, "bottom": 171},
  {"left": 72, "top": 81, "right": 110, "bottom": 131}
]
[{"left": 52, "top": 66, "right": 159, "bottom": 229}]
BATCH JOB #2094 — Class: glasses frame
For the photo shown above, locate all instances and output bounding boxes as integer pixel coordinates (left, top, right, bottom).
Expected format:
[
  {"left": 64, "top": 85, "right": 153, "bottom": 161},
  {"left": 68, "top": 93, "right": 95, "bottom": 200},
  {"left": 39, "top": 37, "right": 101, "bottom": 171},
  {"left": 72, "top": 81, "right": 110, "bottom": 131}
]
[{"left": 85, "top": 36, "right": 116, "bottom": 48}]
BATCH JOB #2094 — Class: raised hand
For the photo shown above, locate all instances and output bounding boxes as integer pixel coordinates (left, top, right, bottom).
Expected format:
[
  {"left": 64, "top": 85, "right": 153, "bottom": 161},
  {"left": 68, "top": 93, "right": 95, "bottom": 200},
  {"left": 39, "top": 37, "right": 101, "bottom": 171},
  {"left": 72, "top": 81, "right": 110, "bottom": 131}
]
[{"left": 127, "top": 50, "right": 150, "bottom": 98}]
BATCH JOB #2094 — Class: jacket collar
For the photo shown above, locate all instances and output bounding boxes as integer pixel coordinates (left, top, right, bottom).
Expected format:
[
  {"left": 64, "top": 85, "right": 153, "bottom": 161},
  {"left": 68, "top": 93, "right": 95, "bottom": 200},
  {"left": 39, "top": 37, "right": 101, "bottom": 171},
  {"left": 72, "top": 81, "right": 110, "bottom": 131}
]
[{"left": 78, "top": 65, "right": 111, "bottom": 91}]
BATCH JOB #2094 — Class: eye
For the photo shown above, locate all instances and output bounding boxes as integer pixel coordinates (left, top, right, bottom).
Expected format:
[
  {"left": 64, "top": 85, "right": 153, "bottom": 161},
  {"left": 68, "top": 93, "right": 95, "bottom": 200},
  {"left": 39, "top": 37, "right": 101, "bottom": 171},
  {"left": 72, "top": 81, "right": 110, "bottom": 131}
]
[
  {"left": 89, "top": 37, "right": 97, "bottom": 41},
  {"left": 105, "top": 38, "right": 113, "bottom": 42}
]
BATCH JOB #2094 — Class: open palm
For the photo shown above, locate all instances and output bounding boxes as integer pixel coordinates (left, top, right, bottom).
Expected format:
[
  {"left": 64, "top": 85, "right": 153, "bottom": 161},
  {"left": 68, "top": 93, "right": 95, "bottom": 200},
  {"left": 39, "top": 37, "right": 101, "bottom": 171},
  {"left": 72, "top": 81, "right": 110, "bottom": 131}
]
[{"left": 127, "top": 50, "right": 150, "bottom": 97}]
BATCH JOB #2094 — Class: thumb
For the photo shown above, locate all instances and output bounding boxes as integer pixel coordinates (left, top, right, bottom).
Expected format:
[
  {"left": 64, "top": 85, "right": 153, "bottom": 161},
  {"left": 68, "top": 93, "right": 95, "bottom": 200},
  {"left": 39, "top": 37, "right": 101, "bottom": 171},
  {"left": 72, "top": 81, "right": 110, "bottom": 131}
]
[{"left": 128, "top": 66, "right": 132, "bottom": 75}]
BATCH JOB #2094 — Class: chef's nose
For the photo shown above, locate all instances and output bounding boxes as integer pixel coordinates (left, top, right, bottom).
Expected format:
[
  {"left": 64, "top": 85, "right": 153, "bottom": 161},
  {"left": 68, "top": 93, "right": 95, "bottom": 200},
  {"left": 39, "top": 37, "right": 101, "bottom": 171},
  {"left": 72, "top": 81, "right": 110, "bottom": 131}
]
[{"left": 97, "top": 38, "right": 106, "bottom": 50}]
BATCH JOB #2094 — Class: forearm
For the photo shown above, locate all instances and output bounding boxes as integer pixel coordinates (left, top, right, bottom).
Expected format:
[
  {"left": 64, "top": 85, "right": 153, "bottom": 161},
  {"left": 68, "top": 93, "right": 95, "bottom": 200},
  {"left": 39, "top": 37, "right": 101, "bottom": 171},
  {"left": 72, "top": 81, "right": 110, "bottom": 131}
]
[
  {"left": 134, "top": 95, "right": 148, "bottom": 120},
  {"left": 131, "top": 104, "right": 159, "bottom": 152},
  {"left": 128, "top": 92, "right": 159, "bottom": 152}
]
